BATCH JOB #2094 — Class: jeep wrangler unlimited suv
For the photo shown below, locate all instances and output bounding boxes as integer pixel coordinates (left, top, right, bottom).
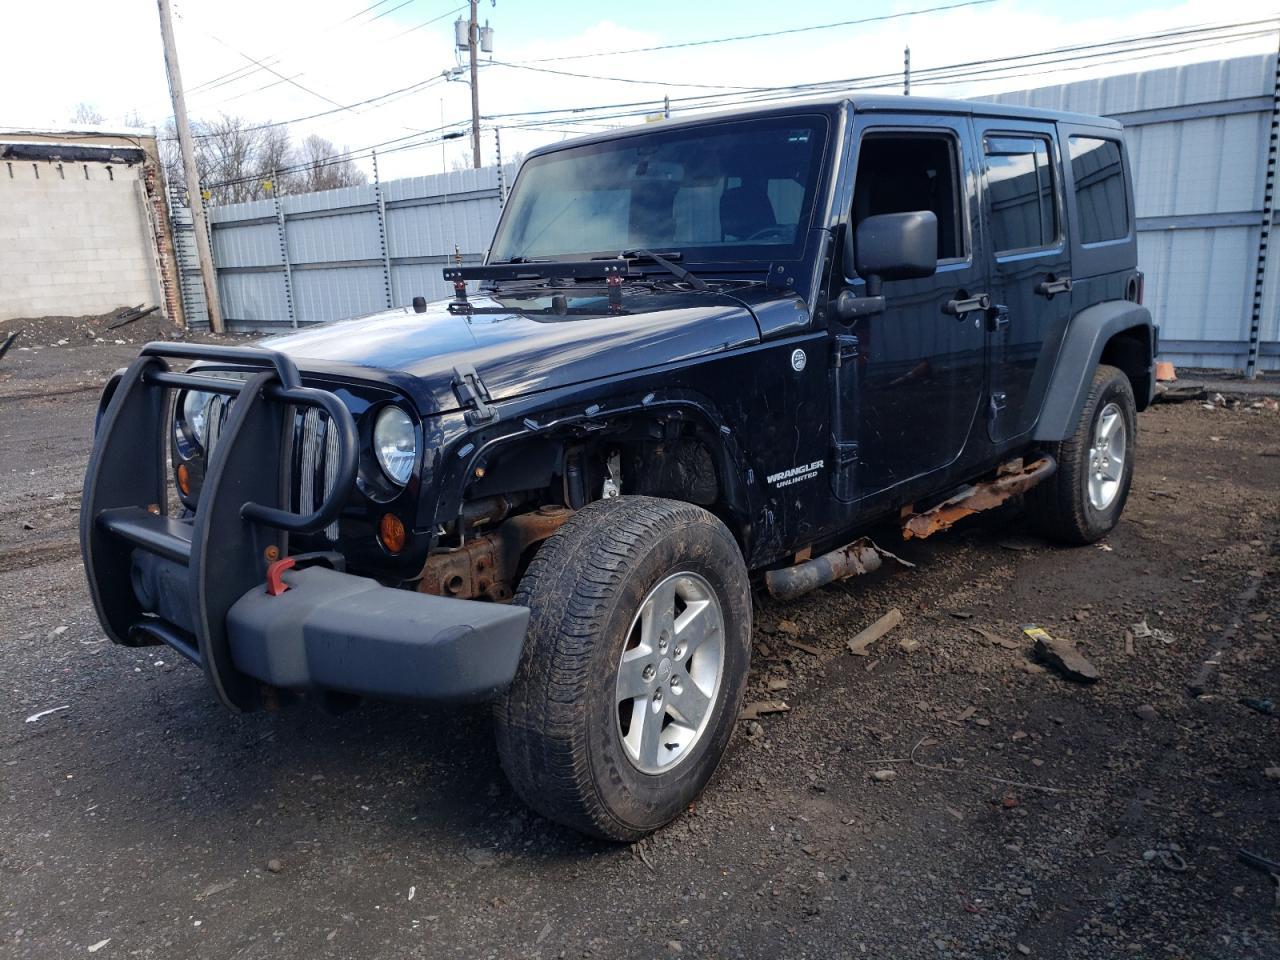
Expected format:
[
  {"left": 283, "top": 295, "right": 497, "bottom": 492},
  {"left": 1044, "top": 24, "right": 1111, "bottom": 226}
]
[{"left": 82, "top": 96, "right": 1154, "bottom": 841}]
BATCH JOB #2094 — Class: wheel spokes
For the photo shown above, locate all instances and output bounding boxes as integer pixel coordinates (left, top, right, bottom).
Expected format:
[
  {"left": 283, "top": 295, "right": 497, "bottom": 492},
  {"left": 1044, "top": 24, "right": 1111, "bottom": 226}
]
[
  {"left": 673, "top": 598, "right": 718, "bottom": 659},
  {"left": 616, "top": 650, "right": 653, "bottom": 702},
  {"left": 639, "top": 577, "right": 676, "bottom": 650},
  {"left": 636, "top": 699, "right": 665, "bottom": 769},
  {"left": 667, "top": 667, "right": 712, "bottom": 729},
  {"left": 614, "top": 571, "right": 726, "bottom": 774}
]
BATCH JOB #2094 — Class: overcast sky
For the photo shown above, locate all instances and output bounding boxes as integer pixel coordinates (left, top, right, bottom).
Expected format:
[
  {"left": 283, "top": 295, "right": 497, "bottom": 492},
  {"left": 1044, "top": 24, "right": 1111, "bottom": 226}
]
[{"left": 1, "top": 0, "right": 1275, "bottom": 181}]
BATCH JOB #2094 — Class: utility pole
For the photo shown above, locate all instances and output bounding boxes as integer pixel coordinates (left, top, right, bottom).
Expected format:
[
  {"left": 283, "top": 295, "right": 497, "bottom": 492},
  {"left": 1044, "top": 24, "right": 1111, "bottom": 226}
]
[
  {"left": 156, "top": 0, "right": 223, "bottom": 332},
  {"left": 468, "top": 0, "right": 481, "bottom": 169},
  {"left": 904, "top": 46, "right": 911, "bottom": 96}
]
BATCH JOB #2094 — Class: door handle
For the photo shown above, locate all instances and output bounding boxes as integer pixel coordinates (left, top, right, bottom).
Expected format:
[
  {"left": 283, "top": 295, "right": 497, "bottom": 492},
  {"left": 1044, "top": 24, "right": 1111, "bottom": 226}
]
[
  {"left": 941, "top": 292, "right": 991, "bottom": 316},
  {"left": 1035, "top": 275, "right": 1073, "bottom": 297}
]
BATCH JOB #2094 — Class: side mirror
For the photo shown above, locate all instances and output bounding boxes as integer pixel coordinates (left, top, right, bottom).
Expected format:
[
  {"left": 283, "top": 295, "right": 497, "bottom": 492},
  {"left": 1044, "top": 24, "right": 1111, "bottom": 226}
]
[
  {"left": 835, "top": 210, "right": 939, "bottom": 322},
  {"left": 851, "top": 210, "right": 938, "bottom": 293}
]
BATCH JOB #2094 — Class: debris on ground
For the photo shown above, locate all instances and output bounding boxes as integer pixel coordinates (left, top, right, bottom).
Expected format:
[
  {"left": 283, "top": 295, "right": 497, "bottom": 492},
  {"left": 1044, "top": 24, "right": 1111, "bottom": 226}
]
[
  {"left": 1131, "top": 618, "right": 1175, "bottom": 645},
  {"left": 1134, "top": 704, "right": 1159, "bottom": 722},
  {"left": 739, "top": 700, "right": 790, "bottom": 721},
  {"left": 1144, "top": 848, "right": 1188, "bottom": 872},
  {"left": 971, "top": 624, "right": 1022, "bottom": 650},
  {"left": 0, "top": 329, "right": 20, "bottom": 362},
  {"left": 1239, "top": 697, "right": 1275, "bottom": 716},
  {"left": 1154, "top": 382, "right": 1207, "bottom": 403},
  {"left": 107, "top": 304, "right": 159, "bottom": 330},
  {"left": 24, "top": 705, "right": 70, "bottom": 723},
  {"left": 847, "top": 608, "right": 903, "bottom": 656},
  {"left": 784, "top": 637, "right": 821, "bottom": 656},
  {"left": 871, "top": 769, "right": 897, "bottom": 782},
  {"left": 1237, "top": 850, "right": 1280, "bottom": 907},
  {"left": 266, "top": 858, "right": 284, "bottom": 873},
  {"left": 1026, "top": 626, "right": 1101, "bottom": 683}
]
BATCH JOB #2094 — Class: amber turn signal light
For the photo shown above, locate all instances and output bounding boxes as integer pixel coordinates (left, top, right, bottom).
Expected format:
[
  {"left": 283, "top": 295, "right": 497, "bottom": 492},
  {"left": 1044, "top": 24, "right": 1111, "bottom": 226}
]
[
  {"left": 379, "top": 513, "right": 406, "bottom": 554},
  {"left": 176, "top": 463, "right": 191, "bottom": 496}
]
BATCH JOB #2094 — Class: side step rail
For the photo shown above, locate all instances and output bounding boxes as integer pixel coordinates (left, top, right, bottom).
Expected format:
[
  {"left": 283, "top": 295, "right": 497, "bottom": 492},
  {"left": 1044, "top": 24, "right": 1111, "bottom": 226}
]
[{"left": 80, "top": 342, "right": 359, "bottom": 711}]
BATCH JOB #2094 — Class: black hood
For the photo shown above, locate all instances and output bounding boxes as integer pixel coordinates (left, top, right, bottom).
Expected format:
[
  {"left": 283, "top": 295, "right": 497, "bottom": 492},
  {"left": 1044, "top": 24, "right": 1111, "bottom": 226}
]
[{"left": 262, "top": 286, "right": 764, "bottom": 414}]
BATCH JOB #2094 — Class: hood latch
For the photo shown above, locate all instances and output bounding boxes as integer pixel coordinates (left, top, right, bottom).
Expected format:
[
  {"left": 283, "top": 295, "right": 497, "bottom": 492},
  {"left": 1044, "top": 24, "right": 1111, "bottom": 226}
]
[{"left": 452, "top": 363, "right": 498, "bottom": 424}]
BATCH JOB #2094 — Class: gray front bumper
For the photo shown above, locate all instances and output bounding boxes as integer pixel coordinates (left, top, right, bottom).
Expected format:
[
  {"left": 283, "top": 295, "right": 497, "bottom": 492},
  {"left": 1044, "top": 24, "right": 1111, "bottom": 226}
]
[{"left": 225, "top": 566, "right": 529, "bottom": 703}]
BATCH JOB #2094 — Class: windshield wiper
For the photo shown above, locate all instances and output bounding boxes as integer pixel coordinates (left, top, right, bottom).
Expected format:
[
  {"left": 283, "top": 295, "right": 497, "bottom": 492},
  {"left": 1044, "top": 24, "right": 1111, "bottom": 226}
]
[{"left": 618, "top": 249, "right": 708, "bottom": 291}]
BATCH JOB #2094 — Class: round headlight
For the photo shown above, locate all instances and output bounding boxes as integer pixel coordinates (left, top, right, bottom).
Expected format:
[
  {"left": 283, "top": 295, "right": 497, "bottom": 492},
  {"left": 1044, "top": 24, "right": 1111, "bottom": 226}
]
[
  {"left": 374, "top": 406, "right": 416, "bottom": 485},
  {"left": 175, "top": 390, "right": 212, "bottom": 457}
]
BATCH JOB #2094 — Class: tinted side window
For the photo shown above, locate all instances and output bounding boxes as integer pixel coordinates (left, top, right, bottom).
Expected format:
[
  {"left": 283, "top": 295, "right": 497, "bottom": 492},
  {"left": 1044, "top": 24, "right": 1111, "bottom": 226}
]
[
  {"left": 853, "top": 134, "right": 965, "bottom": 261},
  {"left": 1068, "top": 136, "right": 1128, "bottom": 244},
  {"left": 985, "top": 135, "right": 1057, "bottom": 253}
]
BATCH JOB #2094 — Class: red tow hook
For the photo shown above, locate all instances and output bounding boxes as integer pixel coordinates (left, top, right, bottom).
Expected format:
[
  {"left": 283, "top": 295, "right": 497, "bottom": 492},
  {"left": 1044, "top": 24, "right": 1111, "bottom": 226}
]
[{"left": 265, "top": 556, "right": 297, "bottom": 596}]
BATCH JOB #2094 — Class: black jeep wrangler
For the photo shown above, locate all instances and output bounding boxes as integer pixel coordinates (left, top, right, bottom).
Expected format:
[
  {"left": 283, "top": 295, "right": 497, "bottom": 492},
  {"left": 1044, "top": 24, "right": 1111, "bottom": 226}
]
[{"left": 82, "top": 96, "right": 1155, "bottom": 841}]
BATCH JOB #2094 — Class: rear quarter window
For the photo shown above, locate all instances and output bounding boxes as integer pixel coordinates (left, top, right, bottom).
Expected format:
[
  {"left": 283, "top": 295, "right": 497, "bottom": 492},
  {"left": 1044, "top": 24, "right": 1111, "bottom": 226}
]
[{"left": 1068, "top": 136, "right": 1129, "bottom": 245}]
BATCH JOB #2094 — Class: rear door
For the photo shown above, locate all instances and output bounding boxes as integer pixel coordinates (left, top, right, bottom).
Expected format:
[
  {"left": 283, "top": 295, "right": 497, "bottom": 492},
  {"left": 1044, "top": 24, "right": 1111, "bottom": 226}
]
[{"left": 974, "top": 118, "right": 1072, "bottom": 443}]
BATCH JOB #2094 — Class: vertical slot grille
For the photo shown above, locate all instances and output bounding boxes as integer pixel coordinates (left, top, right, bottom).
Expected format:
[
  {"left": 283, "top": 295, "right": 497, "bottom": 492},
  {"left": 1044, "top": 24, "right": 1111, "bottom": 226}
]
[{"left": 296, "top": 407, "right": 341, "bottom": 542}]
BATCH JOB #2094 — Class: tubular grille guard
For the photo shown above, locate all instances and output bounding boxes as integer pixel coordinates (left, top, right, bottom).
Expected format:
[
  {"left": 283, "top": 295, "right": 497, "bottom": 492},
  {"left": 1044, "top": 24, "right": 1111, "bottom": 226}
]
[
  {"left": 201, "top": 398, "right": 343, "bottom": 544},
  {"left": 82, "top": 341, "right": 363, "bottom": 712},
  {"left": 136, "top": 340, "right": 360, "bottom": 535}
]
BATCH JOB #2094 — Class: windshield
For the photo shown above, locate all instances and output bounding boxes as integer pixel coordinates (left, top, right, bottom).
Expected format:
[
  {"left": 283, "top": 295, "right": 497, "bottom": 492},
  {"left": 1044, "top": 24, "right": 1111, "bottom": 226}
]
[{"left": 490, "top": 115, "right": 829, "bottom": 265}]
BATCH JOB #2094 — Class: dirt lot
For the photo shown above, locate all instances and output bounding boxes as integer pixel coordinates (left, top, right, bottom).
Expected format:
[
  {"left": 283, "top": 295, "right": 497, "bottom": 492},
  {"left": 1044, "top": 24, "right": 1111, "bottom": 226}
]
[{"left": 1, "top": 335, "right": 1277, "bottom": 960}]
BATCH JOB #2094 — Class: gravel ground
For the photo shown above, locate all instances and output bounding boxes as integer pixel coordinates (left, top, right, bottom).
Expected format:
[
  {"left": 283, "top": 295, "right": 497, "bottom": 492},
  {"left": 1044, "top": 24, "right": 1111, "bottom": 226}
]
[{"left": 1, "top": 338, "right": 1277, "bottom": 960}]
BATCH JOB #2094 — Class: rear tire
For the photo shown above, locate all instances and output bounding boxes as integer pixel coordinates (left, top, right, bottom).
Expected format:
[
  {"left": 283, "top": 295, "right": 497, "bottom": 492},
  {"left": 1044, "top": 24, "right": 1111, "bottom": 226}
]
[
  {"left": 494, "top": 496, "right": 751, "bottom": 841},
  {"left": 1027, "top": 363, "right": 1136, "bottom": 544}
]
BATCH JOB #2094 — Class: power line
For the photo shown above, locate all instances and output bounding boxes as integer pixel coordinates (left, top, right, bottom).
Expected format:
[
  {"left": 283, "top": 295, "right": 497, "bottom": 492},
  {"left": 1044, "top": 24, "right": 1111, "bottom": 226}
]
[
  {"left": 484, "top": 18, "right": 1280, "bottom": 125},
  {"left": 182, "top": 3, "right": 461, "bottom": 105},
  {"left": 167, "top": 73, "right": 450, "bottom": 141},
  {"left": 200, "top": 31, "right": 352, "bottom": 112},
  {"left": 199, "top": 18, "right": 1278, "bottom": 190},
  {"left": 515, "top": 0, "right": 999, "bottom": 64},
  {"left": 341, "top": 0, "right": 399, "bottom": 23},
  {"left": 490, "top": 60, "right": 762, "bottom": 91}
]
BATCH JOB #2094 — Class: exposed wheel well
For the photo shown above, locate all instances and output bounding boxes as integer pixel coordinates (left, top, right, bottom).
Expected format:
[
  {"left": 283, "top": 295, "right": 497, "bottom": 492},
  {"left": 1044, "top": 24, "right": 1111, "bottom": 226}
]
[
  {"left": 422, "top": 413, "right": 750, "bottom": 601},
  {"left": 1100, "top": 326, "right": 1153, "bottom": 412}
]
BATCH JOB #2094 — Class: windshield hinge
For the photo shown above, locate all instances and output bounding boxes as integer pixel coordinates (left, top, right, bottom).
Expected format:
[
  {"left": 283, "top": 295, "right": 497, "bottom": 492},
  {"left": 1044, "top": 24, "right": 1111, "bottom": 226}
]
[
  {"left": 765, "top": 263, "right": 793, "bottom": 291},
  {"left": 452, "top": 363, "right": 498, "bottom": 424}
]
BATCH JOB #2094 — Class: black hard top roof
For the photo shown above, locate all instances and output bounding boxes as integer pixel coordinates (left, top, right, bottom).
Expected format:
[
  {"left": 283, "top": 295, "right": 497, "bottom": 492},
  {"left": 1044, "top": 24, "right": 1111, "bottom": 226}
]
[{"left": 522, "top": 93, "right": 1121, "bottom": 160}]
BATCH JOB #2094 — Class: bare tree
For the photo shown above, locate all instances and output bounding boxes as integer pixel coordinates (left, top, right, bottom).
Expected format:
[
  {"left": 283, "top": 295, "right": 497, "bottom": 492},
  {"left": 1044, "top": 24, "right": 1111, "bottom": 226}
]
[
  {"left": 121, "top": 108, "right": 147, "bottom": 129},
  {"left": 71, "top": 102, "right": 104, "bottom": 125},
  {"left": 294, "top": 134, "right": 367, "bottom": 192},
  {"left": 160, "top": 117, "right": 366, "bottom": 205}
]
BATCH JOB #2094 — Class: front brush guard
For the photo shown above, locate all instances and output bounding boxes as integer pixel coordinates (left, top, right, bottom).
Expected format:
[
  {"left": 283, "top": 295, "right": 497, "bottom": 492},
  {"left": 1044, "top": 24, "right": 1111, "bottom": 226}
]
[{"left": 80, "top": 342, "right": 358, "bottom": 711}]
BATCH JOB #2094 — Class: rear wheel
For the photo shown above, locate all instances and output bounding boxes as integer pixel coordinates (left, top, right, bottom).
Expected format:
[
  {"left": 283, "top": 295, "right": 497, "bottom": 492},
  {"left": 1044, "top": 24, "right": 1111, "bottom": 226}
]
[
  {"left": 494, "top": 496, "right": 751, "bottom": 841},
  {"left": 1027, "top": 363, "right": 1136, "bottom": 544}
]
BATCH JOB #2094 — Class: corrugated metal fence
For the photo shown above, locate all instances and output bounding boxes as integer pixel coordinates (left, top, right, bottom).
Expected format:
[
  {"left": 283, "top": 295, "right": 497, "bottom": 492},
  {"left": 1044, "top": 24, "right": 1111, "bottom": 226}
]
[
  {"left": 990, "top": 52, "right": 1280, "bottom": 373},
  {"left": 179, "top": 164, "right": 514, "bottom": 331},
  {"left": 177, "top": 54, "right": 1279, "bottom": 371}
]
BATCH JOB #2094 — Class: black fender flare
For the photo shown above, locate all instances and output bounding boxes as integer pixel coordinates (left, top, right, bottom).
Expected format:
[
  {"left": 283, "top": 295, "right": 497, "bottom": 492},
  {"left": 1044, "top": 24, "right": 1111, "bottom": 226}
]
[{"left": 1033, "top": 300, "right": 1155, "bottom": 442}]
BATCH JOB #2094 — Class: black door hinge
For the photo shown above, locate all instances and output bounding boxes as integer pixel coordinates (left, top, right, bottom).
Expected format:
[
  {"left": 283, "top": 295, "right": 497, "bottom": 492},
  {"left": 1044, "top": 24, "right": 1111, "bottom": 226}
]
[
  {"left": 833, "top": 439, "right": 860, "bottom": 466},
  {"left": 452, "top": 363, "right": 497, "bottom": 424},
  {"left": 831, "top": 335, "right": 859, "bottom": 367}
]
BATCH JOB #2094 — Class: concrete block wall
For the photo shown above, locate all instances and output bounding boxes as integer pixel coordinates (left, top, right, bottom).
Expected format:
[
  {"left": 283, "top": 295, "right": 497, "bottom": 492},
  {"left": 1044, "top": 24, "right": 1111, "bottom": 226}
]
[{"left": 0, "top": 159, "right": 164, "bottom": 322}]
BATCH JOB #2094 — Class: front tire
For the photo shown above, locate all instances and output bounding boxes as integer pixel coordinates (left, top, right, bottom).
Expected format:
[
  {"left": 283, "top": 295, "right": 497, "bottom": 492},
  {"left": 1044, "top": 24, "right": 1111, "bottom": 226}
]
[
  {"left": 1027, "top": 363, "right": 1137, "bottom": 544},
  {"left": 494, "top": 496, "right": 751, "bottom": 841}
]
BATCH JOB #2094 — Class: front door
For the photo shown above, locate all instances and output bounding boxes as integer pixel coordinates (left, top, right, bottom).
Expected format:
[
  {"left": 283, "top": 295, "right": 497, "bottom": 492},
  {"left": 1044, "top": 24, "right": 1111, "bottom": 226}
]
[
  {"left": 830, "top": 114, "right": 988, "bottom": 501},
  {"left": 973, "top": 118, "right": 1073, "bottom": 443}
]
